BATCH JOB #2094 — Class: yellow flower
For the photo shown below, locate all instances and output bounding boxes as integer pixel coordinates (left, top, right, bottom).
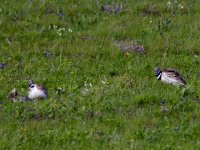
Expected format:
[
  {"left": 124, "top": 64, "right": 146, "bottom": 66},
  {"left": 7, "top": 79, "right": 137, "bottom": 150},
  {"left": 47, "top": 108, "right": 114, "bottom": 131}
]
[{"left": 125, "top": 52, "right": 130, "bottom": 56}]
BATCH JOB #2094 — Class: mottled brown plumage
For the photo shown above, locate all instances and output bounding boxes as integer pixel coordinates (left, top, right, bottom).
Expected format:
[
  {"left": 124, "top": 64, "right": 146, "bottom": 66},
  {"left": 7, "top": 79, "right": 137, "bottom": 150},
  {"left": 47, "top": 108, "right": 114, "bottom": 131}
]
[
  {"left": 154, "top": 67, "right": 186, "bottom": 86},
  {"left": 8, "top": 88, "right": 29, "bottom": 102}
]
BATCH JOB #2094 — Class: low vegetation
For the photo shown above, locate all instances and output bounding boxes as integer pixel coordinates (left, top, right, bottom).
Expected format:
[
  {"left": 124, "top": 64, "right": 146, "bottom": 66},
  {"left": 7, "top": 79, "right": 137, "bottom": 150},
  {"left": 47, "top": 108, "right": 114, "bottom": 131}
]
[{"left": 0, "top": 0, "right": 200, "bottom": 149}]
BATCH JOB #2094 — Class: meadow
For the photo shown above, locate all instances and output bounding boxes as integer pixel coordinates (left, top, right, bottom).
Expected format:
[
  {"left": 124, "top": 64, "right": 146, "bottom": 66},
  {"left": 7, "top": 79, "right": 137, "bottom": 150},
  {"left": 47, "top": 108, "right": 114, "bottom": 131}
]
[{"left": 0, "top": 0, "right": 200, "bottom": 149}]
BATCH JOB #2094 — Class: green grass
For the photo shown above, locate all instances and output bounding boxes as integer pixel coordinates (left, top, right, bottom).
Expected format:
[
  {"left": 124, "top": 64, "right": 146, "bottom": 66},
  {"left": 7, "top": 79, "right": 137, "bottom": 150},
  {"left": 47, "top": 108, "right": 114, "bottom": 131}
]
[{"left": 0, "top": 0, "right": 200, "bottom": 149}]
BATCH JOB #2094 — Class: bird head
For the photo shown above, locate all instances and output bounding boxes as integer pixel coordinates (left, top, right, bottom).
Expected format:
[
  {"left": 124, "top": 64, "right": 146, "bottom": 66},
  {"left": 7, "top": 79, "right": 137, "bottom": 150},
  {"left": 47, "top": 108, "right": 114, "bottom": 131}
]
[{"left": 154, "top": 67, "right": 162, "bottom": 76}]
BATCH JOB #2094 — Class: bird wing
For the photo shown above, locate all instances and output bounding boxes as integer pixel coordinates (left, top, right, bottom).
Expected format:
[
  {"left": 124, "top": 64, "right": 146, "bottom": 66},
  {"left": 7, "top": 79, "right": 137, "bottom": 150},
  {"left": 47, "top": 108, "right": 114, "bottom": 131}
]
[
  {"left": 164, "top": 68, "right": 180, "bottom": 75},
  {"left": 38, "top": 85, "right": 48, "bottom": 95},
  {"left": 163, "top": 68, "right": 186, "bottom": 85}
]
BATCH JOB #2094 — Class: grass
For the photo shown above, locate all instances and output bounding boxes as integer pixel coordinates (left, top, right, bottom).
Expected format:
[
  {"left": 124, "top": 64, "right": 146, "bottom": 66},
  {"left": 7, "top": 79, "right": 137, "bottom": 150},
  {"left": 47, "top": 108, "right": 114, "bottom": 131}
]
[{"left": 0, "top": 0, "right": 200, "bottom": 149}]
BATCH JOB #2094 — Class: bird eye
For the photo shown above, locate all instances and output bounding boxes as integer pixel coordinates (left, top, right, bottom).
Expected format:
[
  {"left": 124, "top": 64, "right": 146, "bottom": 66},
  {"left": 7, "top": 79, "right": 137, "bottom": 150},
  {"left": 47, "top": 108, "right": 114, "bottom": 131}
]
[{"left": 30, "top": 85, "right": 35, "bottom": 88}]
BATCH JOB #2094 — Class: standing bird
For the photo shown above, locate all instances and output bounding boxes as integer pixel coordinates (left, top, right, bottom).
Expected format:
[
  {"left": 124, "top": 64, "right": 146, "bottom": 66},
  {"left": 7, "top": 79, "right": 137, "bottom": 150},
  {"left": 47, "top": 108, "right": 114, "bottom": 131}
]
[
  {"left": 28, "top": 80, "right": 47, "bottom": 100},
  {"left": 154, "top": 67, "right": 186, "bottom": 86}
]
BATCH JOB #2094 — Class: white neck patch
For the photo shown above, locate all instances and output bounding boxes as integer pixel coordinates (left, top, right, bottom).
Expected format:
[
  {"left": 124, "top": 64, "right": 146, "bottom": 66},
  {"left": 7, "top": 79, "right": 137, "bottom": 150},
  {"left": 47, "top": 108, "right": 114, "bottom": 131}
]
[{"left": 157, "top": 73, "right": 162, "bottom": 80}]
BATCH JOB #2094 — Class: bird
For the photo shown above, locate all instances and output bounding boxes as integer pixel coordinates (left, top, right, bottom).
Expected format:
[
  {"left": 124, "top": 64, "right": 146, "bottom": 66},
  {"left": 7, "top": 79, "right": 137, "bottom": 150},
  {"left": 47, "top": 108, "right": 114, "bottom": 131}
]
[
  {"left": 8, "top": 88, "right": 29, "bottom": 102},
  {"left": 154, "top": 67, "right": 186, "bottom": 86},
  {"left": 8, "top": 88, "right": 18, "bottom": 102},
  {"left": 28, "top": 80, "right": 47, "bottom": 100}
]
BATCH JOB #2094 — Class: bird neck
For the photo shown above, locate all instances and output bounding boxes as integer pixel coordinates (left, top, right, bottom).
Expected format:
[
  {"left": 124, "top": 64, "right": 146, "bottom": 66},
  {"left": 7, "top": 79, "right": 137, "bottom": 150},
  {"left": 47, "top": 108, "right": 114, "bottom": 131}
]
[{"left": 156, "top": 71, "right": 162, "bottom": 80}]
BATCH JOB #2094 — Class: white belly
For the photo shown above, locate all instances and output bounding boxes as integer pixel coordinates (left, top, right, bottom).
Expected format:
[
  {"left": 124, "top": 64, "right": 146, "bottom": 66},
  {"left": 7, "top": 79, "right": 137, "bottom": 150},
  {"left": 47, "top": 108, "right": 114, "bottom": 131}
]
[
  {"left": 161, "top": 74, "right": 179, "bottom": 85},
  {"left": 28, "top": 88, "right": 46, "bottom": 100}
]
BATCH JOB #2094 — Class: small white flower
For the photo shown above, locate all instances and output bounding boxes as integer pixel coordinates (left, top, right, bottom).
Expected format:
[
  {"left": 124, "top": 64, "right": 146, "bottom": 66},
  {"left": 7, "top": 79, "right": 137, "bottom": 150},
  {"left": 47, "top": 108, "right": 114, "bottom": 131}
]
[
  {"left": 101, "top": 80, "right": 106, "bottom": 84},
  {"left": 68, "top": 28, "right": 72, "bottom": 32},
  {"left": 53, "top": 25, "right": 57, "bottom": 29},
  {"left": 84, "top": 82, "right": 92, "bottom": 87},
  {"left": 167, "top": 1, "right": 172, "bottom": 7},
  {"left": 178, "top": 4, "right": 184, "bottom": 9},
  {"left": 149, "top": 20, "right": 152, "bottom": 23},
  {"left": 81, "top": 88, "right": 89, "bottom": 95},
  {"left": 6, "top": 38, "right": 11, "bottom": 45}
]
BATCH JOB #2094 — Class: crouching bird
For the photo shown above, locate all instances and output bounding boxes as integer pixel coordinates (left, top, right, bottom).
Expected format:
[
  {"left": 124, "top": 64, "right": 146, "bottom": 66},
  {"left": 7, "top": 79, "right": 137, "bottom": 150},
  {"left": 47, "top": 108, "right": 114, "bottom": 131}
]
[
  {"left": 154, "top": 67, "right": 186, "bottom": 86},
  {"left": 8, "top": 88, "right": 29, "bottom": 102},
  {"left": 28, "top": 80, "right": 47, "bottom": 100}
]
